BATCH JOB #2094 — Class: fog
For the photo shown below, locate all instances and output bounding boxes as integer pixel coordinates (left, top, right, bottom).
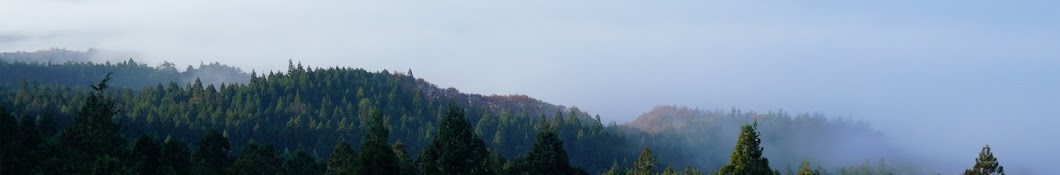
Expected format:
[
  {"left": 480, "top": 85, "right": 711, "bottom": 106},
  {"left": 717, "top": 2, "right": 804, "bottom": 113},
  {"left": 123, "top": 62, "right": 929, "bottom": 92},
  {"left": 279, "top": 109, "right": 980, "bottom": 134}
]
[{"left": 3, "top": 0, "right": 1058, "bottom": 173}]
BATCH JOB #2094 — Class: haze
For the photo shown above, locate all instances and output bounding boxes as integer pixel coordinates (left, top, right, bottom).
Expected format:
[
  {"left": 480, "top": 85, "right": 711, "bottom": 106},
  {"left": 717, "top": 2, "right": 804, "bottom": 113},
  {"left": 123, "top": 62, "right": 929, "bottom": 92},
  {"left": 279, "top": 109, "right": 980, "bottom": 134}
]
[{"left": 2, "top": 0, "right": 1058, "bottom": 173}]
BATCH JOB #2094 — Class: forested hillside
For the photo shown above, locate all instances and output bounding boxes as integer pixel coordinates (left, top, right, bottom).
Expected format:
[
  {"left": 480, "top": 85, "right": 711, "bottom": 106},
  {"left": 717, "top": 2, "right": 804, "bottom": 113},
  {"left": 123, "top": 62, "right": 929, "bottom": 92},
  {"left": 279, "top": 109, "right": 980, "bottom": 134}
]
[
  {"left": 623, "top": 106, "right": 925, "bottom": 174},
  {"left": 0, "top": 49, "right": 249, "bottom": 89},
  {"left": 0, "top": 57, "right": 1007, "bottom": 175},
  {"left": 0, "top": 59, "right": 631, "bottom": 173}
]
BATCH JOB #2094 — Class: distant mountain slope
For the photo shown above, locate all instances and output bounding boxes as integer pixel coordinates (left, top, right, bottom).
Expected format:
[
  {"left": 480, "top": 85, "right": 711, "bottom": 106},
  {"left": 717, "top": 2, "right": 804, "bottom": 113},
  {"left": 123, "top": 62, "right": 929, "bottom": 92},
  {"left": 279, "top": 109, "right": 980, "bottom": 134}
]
[
  {"left": 0, "top": 49, "right": 250, "bottom": 89},
  {"left": 0, "top": 48, "right": 145, "bottom": 64},
  {"left": 0, "top": 52, "right": 919, "bottom": 173},
  {"left": 0, "top": 60, "right": 630, "bottom": 172},
  {"left": 622, "top": 106, "right": 906, "bottom": 172},
  {"left": 626, "top": 106, "right": 705, "bottom": 134}
]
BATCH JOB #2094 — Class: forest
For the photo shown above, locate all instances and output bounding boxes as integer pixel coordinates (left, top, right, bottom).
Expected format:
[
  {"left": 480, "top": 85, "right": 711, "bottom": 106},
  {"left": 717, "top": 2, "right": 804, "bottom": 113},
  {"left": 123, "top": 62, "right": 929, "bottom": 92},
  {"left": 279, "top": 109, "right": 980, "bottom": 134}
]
[{"left": 0, "top": 55, "right": 1006, "bottom": 175}]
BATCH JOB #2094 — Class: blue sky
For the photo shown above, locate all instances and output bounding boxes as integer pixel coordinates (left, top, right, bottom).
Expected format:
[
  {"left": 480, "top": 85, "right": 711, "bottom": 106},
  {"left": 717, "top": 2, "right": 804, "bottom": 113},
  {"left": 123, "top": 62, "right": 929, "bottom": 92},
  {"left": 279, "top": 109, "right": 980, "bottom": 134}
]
[{"left": 2, "top": 0, "right": 1058, "bottom": 173}]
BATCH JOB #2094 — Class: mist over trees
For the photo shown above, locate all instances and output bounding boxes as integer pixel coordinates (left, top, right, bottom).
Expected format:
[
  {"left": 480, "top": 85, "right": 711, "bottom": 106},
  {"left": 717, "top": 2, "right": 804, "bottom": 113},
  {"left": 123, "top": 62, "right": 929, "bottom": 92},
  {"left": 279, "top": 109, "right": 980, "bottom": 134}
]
[
  {"left": 0, "top": 56, "right": 1008, "bottom": 174},
  {"left": 0, "top": 49, "right": 249, "bottom": 89}
]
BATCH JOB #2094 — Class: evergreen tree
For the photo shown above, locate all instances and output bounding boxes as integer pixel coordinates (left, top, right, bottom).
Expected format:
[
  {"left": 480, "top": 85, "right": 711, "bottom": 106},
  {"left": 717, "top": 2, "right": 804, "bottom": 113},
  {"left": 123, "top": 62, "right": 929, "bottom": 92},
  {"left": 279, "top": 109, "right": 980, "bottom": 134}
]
[
  {"left": 60, "top": 73, "right": 127, "bottom": 173},
  {"left": 160, "top": 138, "right": 192, "bottom": 175},
  {"left": 92, "top": 155, "right": 130, "bottom": 175},
  {"left": 193, "top": 129, "right": 231, "bottom": 175},
  {"left": 718, "top": 123, "right": 775, "bottom": 175},
  {"left": 283, "top": 147, "right": 323, "bottom": 175},
  {"left": 797, "top": 161, "right": 820, "bottom": 175},
  {"left": 417, "top": 104, "right": 494, "bottom": 175},
  {"left": 964, "top": 145, "right": 1004, "bottom": 175},
  {"left": 131, "top": 135, "right": 163, "bottom": 175},
  {"left": 354, "top": 109, "right": 400, "bottom": 175},
  {"left": 18, "top": 115, "right": 41, "bottom": 154},
  {"left": 524, "top": 125, "right": 577, "bottom": 175},
  {"left": 682, "top": 166, "right": 705, "bottom": 175},
  {"left": 393, "top": 142, "right": 418, "bottom": 175},
  {"left": 635, "top": 147, "right": 656, "bottom": 175},
  {"left": 227, "top": 142, "right": 282, "bottom": 175},
  {"left": 37, "top": 113, "right": 58, "bottom": 138},
  {"left": 0, "top": 106, "right": 31, "bottom": 175},
  {"left": 663, "top": 166, "right": 676, "bottom": 175},
  {"left": 327, "top": 141, "right": 356, "bottom": 175}
]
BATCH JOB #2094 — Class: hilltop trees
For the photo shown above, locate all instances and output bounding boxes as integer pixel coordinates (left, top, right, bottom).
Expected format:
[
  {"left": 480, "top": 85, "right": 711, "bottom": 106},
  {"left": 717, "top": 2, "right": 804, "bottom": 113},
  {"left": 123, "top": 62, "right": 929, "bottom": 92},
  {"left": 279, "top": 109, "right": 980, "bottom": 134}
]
[
  {"left": 2, "top": 60, "right": 1000, "bottom": 175},
  {"left": 2, "top": 59, "right": 630, "bottom": 173},
  {"left": 718, "top": 122, "right": 776, "bottom": 175},
  {"left": 964, "top": 145, "right": 1004, "bottom": 175},
  {"left": 417, "top": 104, "right": 495, "bottom": 175}
]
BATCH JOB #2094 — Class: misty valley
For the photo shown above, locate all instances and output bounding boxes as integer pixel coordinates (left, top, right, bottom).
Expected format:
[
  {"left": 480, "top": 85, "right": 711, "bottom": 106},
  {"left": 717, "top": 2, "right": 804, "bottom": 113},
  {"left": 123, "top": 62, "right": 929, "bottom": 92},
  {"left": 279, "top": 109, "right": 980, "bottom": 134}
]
[{"left": 0, "top": 50, "right": 1008, "bottom": 175}]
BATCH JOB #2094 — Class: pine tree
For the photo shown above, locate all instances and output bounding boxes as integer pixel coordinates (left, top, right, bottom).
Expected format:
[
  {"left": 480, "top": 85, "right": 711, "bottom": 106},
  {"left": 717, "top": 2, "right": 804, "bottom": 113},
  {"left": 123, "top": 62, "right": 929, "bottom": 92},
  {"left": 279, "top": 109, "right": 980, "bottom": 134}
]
[
  {"left": 283, "top": 146, "right": 323, "bottom": 175},
  {"left": 92, "top": 155, "right": 130, "bottom": 175},
  {"left": 635, "top": 147, "right": 656, "bottom": 175},
  {"left": 327, "top": 141, "right": 356, "bottom": 175},
  {"left": 417, "top": 104, "right": 494, "bottom": 175},
  {"left": 964, "top": 145, "right": 1004, "bottom": 175},
  {"left": 797, "top": 161, "right": 820, "bottom": 175},
  {"left": 393, "top": 142, "right": 418, "bottom": 175},
  {"left": 160, "top": 138, "right": 192, "bottom": 175},
  {"left": 354, "top": 109, "right": 400, "bottom": 175},
  {"left": 131, "top": 135, "right": 163, "bottom": 175},
  {"left": 718, "top": 123, "right": 775, "bottom": 175},
  {"left": 682, "top": 166, "right": 705, "bottom": 175},
  {"left": 524, "top": 126, "right": 575, "bottom": 175},
  {"left": 0, "top": 106, "right": 30, "bottom": 175},
  {"left": 228, "top": 142, "right": 282, "bottom": 175},
  {"left": 193, "top": 129, "right": 231, "bottom": 175},
  {"left": 60, "top": 73, "right": 127, "bottom": 173},
  {"left": 18, "top": 116, "right": 41, "bottom": 154}
]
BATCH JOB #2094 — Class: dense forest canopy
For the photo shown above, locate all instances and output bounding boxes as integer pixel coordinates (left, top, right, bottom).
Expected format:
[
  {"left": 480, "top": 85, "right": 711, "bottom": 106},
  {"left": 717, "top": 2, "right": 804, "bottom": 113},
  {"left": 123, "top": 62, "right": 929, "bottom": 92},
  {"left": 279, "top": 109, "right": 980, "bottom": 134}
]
[{"left": 0, "top": 54, "right": 1006, "bottom": 174}]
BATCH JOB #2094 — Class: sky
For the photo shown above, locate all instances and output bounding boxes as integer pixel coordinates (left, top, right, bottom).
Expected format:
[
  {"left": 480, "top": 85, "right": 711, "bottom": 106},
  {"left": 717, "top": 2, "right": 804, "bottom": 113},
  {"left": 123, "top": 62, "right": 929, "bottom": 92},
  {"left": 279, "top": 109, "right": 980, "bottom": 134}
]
[{"left": 2, "top": 0, "right": 1059, "bottom": 173}]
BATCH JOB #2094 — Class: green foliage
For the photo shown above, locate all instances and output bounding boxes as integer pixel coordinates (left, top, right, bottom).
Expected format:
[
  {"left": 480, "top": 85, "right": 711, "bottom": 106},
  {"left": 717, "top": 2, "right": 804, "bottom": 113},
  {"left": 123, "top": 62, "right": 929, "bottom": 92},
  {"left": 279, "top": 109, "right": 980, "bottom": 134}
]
[
  {"left": 92, "top": 154, "right": 132, "bottom": 175},
  {"left": 393, "top": 142, "right": 418, "bottom": 175},
  {"left": 526, "top": 128, "right": 574, "bottom": 175},
  {"left": 130, "top": 135, "right": 162, "bottom": 175},
  {"left": 228, "top": 142, "right": 283, "bottom": 175},
  {"left": 626, "top": 107, "right": 888, "bottom": 171},
  {"left": 354, "top": 109, "right": 401, "bottom": 175},
  {"left": 797, "top": 161, "right": 820, "bottom": 175},
  {"left": 0, "top": 59, "right": 953, "bottom": 175},
  {"left": 327, "top": 141, "right": 356, "bottom": 175},
  {"left": 717, "top": 123, "right": 775, "bottom": 175},
  {"left": 507, "top": 124, "right": 586, "bottom": 175},
  {"left": 964, "top": 145, "right": 1004, "bottom": 175},
  {"left": 193, "top": 129, "right": 231, "bottom": 175},
  {"left": 635, "top": 147, "right": 657, "bottom": 175},
  {"left": 0, "top": 56, "right": 249, "bottom": 89},
  {"left": 160, "top": 138, "right": 192, "bottom": 175},
  {"left": 1, "top": 59, "right": 629, "bottom": 173},
  {"left": 59, "top": 73, "right": 127, "bottom": 173},
  {"left": 1, "top": 105, "right": 35, "bottom": 175},
  {"left": 283, "top": 146, "right": 324, "bottom": 175},
  {"left": 417, "top": 104, "right": 494, "bottom": 175}
]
